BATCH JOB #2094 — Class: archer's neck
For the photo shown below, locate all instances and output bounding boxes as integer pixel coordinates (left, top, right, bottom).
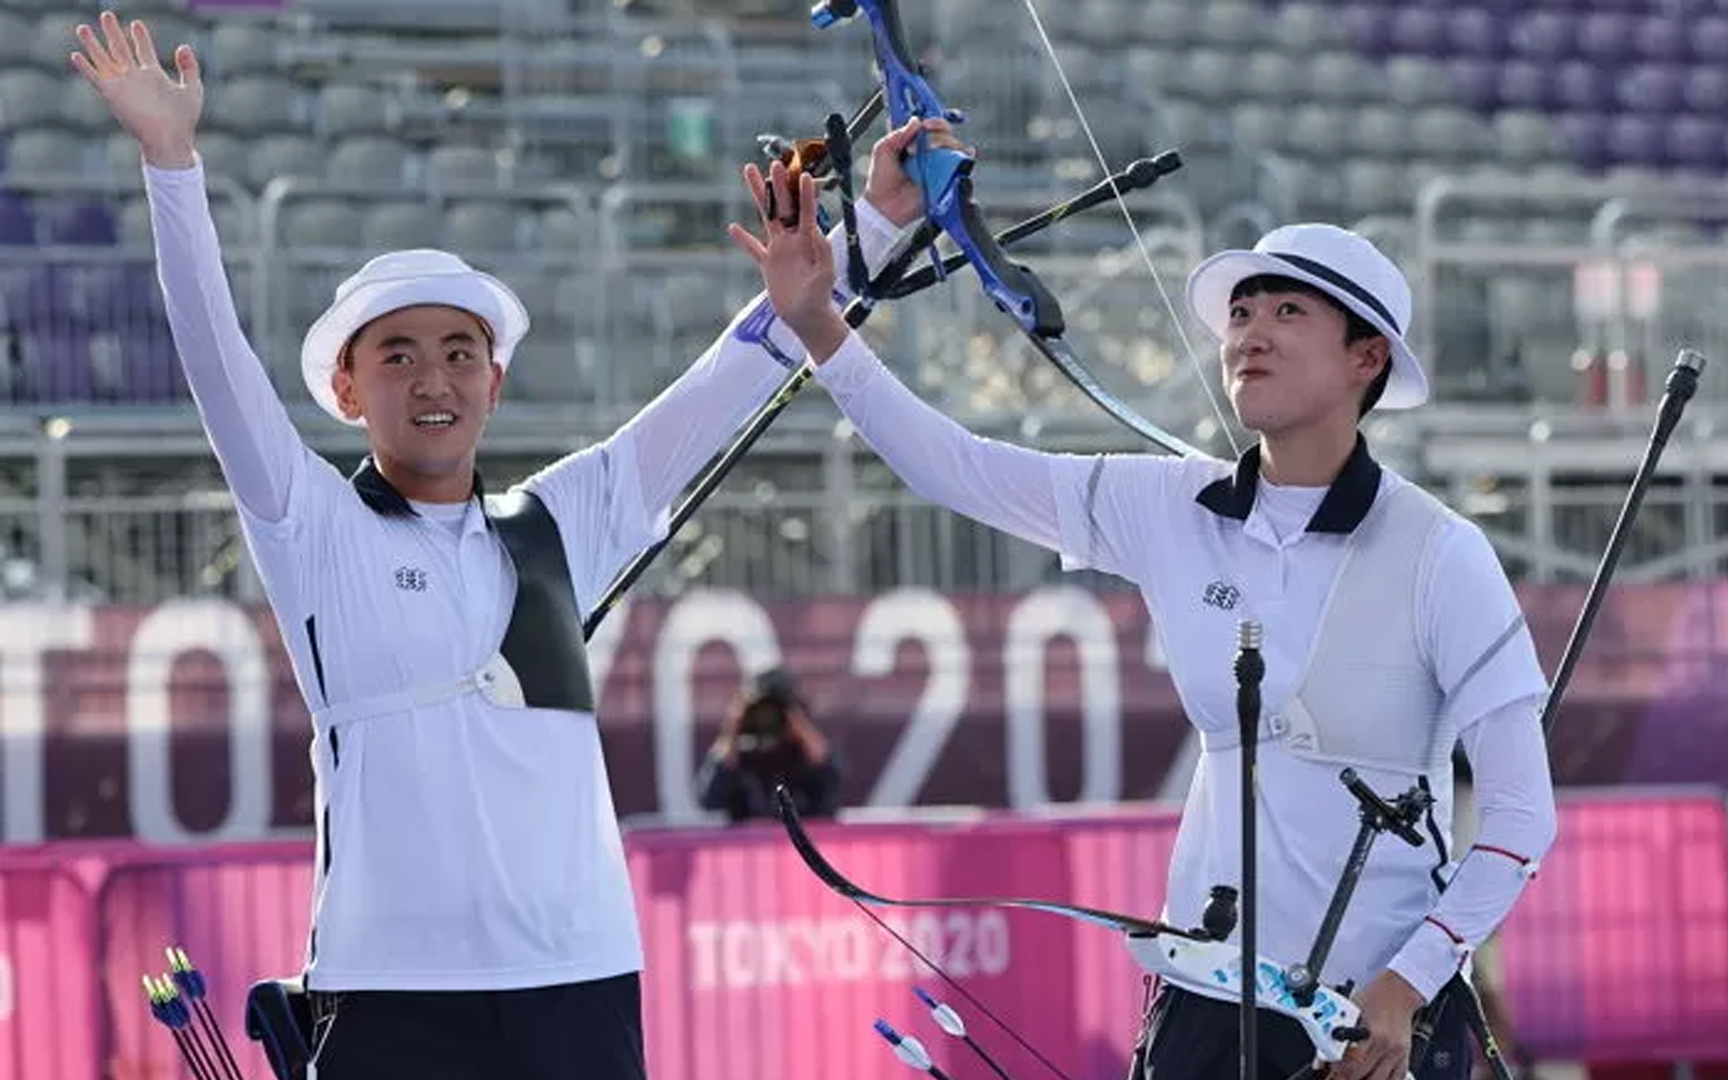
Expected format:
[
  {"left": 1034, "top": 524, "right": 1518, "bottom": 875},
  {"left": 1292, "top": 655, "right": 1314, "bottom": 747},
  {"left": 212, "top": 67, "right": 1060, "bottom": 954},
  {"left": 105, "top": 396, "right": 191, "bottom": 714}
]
[
  {"left": 1257, "top": 416, "right": 1360, "bottom": 488},
  {"left": 373, "top": 452, "right": 479, "bottom": 503}
]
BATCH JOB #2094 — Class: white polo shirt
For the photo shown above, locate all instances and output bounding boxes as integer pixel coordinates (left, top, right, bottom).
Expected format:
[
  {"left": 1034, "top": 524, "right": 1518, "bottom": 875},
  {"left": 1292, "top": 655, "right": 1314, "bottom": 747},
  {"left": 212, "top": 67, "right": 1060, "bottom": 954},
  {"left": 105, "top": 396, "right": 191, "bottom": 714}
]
[
  {"left": 814, "top": 330, "right": 1557, "bottom": 1001},
  {"left": 145, "top": 160, "right": 807, "bottom": 991}
]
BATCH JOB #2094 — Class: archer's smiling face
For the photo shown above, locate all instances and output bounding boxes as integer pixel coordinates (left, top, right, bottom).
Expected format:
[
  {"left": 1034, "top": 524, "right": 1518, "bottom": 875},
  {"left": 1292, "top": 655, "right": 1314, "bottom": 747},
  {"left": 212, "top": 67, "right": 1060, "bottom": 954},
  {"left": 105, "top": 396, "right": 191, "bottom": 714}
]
[{"left": 332, "top": 304, "right": 503, "bottom": 480}]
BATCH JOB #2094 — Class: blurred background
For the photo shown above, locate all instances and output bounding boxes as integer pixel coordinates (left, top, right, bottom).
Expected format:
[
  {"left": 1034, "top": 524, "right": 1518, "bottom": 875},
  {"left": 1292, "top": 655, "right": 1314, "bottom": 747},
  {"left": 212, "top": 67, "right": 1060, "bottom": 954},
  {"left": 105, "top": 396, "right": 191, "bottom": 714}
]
[{"left": 0, "top": 0, "right": 1726, "bottom": 1077}]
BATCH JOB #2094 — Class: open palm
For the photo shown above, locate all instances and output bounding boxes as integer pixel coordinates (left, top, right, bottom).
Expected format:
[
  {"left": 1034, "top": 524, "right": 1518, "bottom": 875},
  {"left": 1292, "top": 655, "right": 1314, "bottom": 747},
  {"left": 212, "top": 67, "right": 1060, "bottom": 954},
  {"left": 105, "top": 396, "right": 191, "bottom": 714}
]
[{"left": 70, "top": 11, "right": 203, "bottom": 168}]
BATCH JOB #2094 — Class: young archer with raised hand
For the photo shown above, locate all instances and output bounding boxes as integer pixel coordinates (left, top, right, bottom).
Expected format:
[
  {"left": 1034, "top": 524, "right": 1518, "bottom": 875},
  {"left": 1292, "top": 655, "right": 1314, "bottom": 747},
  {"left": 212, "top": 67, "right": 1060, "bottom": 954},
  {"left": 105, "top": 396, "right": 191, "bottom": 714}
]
[
  {"left": 72, "top": 11, "right": 926, "bottom": 1078},
  {"left": 733, "top": 142, "right": 1557, "bottom": 1080}
]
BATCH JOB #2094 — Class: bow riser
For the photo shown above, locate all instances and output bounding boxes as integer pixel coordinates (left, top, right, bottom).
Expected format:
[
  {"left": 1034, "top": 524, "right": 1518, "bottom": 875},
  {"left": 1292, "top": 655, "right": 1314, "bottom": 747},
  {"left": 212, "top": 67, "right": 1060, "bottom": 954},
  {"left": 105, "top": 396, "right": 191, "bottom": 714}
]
[{"left": 1125, "top": 934, "right": 1361, "bottom": 1064}]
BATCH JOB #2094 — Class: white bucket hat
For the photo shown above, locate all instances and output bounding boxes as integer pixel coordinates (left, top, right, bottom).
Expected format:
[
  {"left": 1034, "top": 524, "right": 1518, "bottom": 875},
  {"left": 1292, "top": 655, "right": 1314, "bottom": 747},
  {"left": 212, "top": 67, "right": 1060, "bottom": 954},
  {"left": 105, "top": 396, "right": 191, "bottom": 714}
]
[
  {"left": 300, "top": 249, "right": 531, "bottom": 425},
  {"left": 1185, "top": 223, "right": 1428, "bottom": 410}
]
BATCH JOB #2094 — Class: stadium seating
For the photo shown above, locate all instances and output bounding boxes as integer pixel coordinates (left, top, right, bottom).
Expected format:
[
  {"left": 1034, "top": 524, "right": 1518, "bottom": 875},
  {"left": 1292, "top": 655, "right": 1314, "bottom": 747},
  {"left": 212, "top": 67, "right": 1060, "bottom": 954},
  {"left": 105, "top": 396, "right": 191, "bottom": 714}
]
[{"left": 0, "top": 0, "right": 1720, "bottom": 415}]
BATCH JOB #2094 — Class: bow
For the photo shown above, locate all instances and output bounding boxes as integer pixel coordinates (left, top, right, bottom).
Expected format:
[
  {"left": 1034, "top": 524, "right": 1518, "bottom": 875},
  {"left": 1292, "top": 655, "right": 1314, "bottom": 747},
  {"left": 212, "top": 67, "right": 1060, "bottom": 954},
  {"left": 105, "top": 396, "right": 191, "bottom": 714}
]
[
  {"left": 774, "top": 788, "right": 1366, "bottom": 1075},
  {"left": 810, "top": 0, "right": 1231, "bottom": 460}
]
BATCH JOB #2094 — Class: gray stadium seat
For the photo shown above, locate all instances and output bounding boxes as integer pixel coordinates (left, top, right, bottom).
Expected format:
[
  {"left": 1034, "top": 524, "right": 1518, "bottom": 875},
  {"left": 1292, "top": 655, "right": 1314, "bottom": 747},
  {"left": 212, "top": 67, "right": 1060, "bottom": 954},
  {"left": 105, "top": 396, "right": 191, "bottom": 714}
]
[
  {"left": 1231, "top": 104, "right": 1287, "bottom": 154},
  {"left": 59, "top": 77, "right": 113, "bottom": 132},
  {"left": 538, "top": 207, "right": 590, "bottom": 253},
  {"left": 1196, "top": 3, "right": 1264, "bottom": 49},
  {"left": 277, "top": 199, "right": 364, "bottom": 249},
  {"left": 426, "top": 145, "right": 499, "bottom": 191},
  {"left": 247, "top": 134, "right": 322, "bottom": 189},
  {"left": 1410, "top": 106, "right": 1492, "bottom": 162},
  {"left": 1240, "top": 50, "right": 1298, "bottom": 101},
  {"left": 361, "top": 202, "right": 442, "bottom": 251},
  {"left": 1181, "top": 49, "right": 1238, "bottom": 103},
  {"left": 208, "top": 22, "right": 277, "bottom": 74},
  {"left": 1142, "top": 0, "right": 1196, "bottom": 48},
  {"left": 206, "top": 75, "right": 302, "bottom": 134},
  {"left": 1341, "top": 160, "right": 1409, "bottom": 217},
  {"left": 5, "top": 127, "right": 88, "bottom": 179},
  {"left": 0, "top": 12, "right": 36, "bottom": 64},
  {"left": 1494, "top": 112, "right": 1562, "bottom": 165},
  {"left": 318, "top": 82, "right": 392, "bottom": 138},
  {"left": 1285, "top": 104, "right": 1351, "bottom": 159},
  {"left": 500, "top": 265, "right": 557, "bottom": 325},
  {"left": 0, "top": 70, "right": 65, "bottom": 130},
  {"left": 1385, "top": 57, "right": 1457, "bottom": 108},
  {"left": 1275, "top": 2, "right": 1353, "bottom": 52},
  {"left": 1351, "top": 105, "right": 1411, "bottom": 158},
  {"left": 1308, "top": 51, "right": 1377, "bottom": 105},
  {"left": 119, "top": 195, "right": 152, "bottom": 247},
  {"left": 442, "top": 201, "right": 524, "bottom": 254},
  {"left": 324, "top": 136, "right": 416, "bottom": 188}
]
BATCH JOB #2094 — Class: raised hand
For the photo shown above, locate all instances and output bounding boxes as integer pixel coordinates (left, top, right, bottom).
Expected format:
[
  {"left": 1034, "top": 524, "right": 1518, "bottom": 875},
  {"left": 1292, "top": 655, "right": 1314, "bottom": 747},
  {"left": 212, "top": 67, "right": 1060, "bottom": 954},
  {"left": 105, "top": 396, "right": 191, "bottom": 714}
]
[
  {"left": 70, "top": 11, "right": 203, "bottom": 169},
  {"left": 728, "top": 159, "right": 848, "bottom": 363}
]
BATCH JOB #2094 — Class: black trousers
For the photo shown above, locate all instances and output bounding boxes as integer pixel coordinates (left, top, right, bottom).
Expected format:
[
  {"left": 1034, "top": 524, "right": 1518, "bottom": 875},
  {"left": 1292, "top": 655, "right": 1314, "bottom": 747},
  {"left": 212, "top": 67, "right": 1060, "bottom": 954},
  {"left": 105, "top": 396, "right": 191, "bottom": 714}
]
[
  {"left": 309, "top": 973, "right": 646, "bottom": 1080},
  {"left": 1128, "top": 982, "right": 1473, "bottom": 1080}
]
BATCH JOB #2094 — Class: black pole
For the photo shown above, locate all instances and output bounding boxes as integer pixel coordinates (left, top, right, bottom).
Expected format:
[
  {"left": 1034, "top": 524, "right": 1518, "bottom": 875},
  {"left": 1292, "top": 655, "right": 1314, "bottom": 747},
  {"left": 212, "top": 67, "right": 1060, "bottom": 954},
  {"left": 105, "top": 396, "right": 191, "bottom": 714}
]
[
  {"left": 1233, "top": 620, "right": 1265, "bottom": 1080},
  {"left": 1539, "top": 347, "right": 1707, "bottom": 736}
]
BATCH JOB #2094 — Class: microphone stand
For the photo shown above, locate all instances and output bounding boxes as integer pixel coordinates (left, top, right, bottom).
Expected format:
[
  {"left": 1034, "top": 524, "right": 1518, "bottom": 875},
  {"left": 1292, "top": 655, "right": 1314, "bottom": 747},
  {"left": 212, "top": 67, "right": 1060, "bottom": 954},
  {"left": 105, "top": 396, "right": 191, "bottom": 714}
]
[{"left": 1234, "top": 621, "right": 1265, "bottom": 1080}]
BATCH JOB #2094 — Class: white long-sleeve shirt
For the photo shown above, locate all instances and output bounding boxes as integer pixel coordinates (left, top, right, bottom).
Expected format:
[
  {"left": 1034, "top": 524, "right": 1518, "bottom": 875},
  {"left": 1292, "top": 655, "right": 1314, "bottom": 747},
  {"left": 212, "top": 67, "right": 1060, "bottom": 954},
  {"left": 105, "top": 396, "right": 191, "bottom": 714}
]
[
  {"left": 143, "top": 158, "right": 874, "bottom": 990},
  {"left": 807, "top": 314, "right": 1557, "bottom": 1002}
]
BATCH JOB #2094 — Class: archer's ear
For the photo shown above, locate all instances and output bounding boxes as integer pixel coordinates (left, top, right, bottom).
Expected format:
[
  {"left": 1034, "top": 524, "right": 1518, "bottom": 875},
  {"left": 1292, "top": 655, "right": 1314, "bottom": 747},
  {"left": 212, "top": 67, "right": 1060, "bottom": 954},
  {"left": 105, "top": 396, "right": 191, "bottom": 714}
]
[
  {"left": 1356, "top": 336, "right": 1392, "bottom": 383},
  {"left": 333, "top": 366, "right": 363, "bottom": 421}
]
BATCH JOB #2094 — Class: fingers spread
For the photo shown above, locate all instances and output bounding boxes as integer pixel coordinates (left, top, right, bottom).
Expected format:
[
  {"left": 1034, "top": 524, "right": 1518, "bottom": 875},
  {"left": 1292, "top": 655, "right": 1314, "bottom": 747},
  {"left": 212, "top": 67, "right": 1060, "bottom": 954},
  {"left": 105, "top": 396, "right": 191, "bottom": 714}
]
[
  {"left": 99, "top": 11, "right": 130, "bottom": 70},
  {"left": 74, "top": 23, "right": 114, "bottom": 77},
  {"left": 175, "top": 43, "right": 201, "bottom": 87},
  {"left": 129, "top": 20, "right": 160, "bottom": 69},
  {"left": 726, "top": 222, "right": 768, "bottom": 264}
]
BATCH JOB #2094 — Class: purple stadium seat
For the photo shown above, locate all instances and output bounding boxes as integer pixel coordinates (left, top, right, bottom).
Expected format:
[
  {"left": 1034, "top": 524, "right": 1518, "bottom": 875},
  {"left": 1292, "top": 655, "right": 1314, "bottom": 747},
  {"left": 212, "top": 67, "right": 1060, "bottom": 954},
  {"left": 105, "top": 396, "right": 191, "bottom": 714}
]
[
  {"left": 1555, "top": 113, "right": 1612, "bottom": 171},
  {"left": 1576, "top": 14, "right": 1636, "bottom": 61},
  {"left": 1619, "top": 65, "right": 1686, "bottom": 112},
  {"left": 1497, "top": 61, "right": 1554, "bottom": 109},
  {"left": 1693, "top": 16, "right": 1728, "bottom": 61},
  {"left": 102, "top": 327, "right": 183, "bottom": 402},
  {"left": 1448, "top": 7, "right": 1503, "bottom": 56},
  {"left": 1444, "top": 56, "right": 1501, "bottom": 110},
  {"left": 1389, "top": 7, "right": 1448, "bottom": 54},
  {"left": 0, "top": 265, "right": 64, "bottom": 332},
  {"left": 1666, "top": 117, "right": 1724, "bottom": 169},
  {"left": 23, "top": 331, "right": 94, "bottom": 403},
  {"left": 51, "top": 264, "right": 161, "bottom": 333},
  {"left": 1607, "top": 114, "right": 1665, "bottom": 165},
  {"left": 1554, "top": 60, "right": 1614, "bottom": 112},
  {"left": 1341, "top": 5, "right": 1393, "bottom": 53},
  {"left": 1509, "top": 12, "right": 1574, "bottom": 60},
  {"left": 36, "top": 199, "right": 118, "bottom": 246},
  {"left": 1632, "top": 16, "right": 1689, "bottom": 62},
  {"left": 0, "top": 194, "right": 34, "bottom": 246},
  {"left": 1682, "top": 66, "right": 1728, "bottom": 111}
]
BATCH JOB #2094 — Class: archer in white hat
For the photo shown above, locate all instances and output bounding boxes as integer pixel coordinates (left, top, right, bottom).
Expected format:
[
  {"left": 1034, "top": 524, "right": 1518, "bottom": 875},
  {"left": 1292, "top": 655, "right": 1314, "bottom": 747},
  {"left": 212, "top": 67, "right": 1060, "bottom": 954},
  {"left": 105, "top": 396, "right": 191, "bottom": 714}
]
[
  {"left": 76, "top": 12, "right": 828, "bottom": 1079},
  {"left": 736, "top": 141, "right": 1556, "bottom": 1080}
]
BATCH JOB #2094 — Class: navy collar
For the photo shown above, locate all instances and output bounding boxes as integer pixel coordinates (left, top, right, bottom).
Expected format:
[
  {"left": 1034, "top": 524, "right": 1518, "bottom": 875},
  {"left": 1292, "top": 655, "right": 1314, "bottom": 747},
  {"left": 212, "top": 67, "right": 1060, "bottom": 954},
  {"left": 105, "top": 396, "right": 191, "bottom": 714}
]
[
  {"left": 350, "top": 457, "right": 485, "bottom": 518},
  {"left": 1195, "top": 434, "right": 1382, "bottom": 535}
]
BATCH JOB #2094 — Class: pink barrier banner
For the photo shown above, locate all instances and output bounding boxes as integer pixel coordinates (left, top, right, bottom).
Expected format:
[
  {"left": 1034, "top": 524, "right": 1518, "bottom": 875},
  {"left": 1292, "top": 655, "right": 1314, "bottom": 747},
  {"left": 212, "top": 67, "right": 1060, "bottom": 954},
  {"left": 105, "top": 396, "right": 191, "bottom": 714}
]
[
  {"left": 96, "top": 844, "right": 312, "bottom": 1080},
  {"left": 1501, "top": 792, "right": 1728, "bottom": 1061},
  {"left": 627, "top": 814, "right": 1179, "bottom": 1080},
  {"left": 0, "top": 856, "right": 100, "bottom": 1080},
  {"left": 2, "top": 793, "right": 1723, "bottom": 1078}
]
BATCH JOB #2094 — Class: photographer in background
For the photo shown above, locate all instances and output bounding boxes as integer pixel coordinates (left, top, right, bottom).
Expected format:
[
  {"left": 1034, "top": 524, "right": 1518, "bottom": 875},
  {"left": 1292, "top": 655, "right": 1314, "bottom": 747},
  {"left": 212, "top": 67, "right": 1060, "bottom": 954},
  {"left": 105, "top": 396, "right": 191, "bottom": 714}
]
[{"left": 696, "top": 667, "right": 841, "bottom": 823}]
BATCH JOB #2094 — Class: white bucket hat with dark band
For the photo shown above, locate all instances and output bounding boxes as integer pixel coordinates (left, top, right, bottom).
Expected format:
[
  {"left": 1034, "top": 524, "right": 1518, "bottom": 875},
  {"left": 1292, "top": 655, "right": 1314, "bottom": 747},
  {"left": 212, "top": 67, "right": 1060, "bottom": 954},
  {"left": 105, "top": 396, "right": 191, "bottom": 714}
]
[
  {"left": 1185, "top": 223, "right": 1429, "bottom": 411},
  {"left": 300, "top": 249, "right": 531, "bottom": 426}
]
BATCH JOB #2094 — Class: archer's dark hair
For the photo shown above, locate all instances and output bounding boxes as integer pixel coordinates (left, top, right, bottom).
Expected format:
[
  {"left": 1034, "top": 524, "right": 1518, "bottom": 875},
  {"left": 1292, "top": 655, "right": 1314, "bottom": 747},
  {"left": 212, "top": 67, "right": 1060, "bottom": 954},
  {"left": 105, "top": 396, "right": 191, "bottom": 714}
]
[{"left": 1228, "top": 274, "right": 1392, "bottom": 416}]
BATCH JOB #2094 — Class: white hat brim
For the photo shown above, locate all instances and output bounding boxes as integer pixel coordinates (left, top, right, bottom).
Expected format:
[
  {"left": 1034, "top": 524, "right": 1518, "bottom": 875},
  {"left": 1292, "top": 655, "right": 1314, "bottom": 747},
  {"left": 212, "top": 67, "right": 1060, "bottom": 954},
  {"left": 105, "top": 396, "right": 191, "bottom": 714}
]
[
  {"left": 300, "top": 269, "right": 531, "bottom": 426},
  {"left": 1186, "top": 250, "right": 1428, "bottom": 411}
]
